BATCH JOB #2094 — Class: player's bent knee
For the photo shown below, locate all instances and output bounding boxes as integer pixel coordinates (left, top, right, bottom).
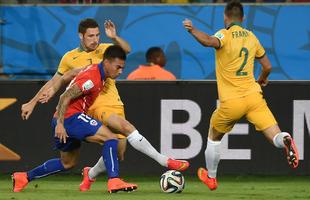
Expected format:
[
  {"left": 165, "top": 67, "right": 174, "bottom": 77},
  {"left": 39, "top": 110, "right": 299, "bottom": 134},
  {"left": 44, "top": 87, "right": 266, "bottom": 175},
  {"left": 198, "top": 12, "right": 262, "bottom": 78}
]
[
  {"left": 119, "top": 120, "right": 135, "bottom": 135},
  {"left": 60, "top": 150, "right": 80, "bottom": 169},
  {"left": 60, "top": 157, "right": 78, "bottom": 169}
]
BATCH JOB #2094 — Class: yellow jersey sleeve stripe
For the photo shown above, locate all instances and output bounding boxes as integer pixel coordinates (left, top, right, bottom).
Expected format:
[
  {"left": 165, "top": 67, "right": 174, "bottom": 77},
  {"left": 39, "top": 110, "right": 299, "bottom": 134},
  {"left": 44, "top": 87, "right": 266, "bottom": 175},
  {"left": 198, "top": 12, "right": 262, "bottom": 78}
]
[
  {"left": 255, "top": 52, "right": 266, "bottom": 59},
  {"left": 57, "top": 71, "right": 63, "bottom": 76}
]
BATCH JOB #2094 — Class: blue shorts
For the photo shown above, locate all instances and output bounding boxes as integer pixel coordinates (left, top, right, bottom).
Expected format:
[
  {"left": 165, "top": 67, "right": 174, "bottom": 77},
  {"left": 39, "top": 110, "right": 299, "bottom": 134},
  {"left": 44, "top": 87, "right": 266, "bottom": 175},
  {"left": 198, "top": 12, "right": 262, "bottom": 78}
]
[{"left": 52, "top": 112, "right": 102, "bottom": 152}]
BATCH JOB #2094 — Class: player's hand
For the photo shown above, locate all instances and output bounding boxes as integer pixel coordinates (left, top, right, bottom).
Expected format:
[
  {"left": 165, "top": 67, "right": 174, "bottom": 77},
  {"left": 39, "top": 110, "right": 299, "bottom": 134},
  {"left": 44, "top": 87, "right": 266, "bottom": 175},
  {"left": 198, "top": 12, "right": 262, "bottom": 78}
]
[
  {"left": 183, "top": 18, "right": 194, "bottom": 32},
  {"left": 21, "top": 101, "right": 36, "bottom": 120},
  {"left": 257, "top": 75, "right": 269, "bottom": 87},
  {"left": 55, "top": 123, "right": 69, "bottom": 143},
  {"left": 38, "top": 87, "right": 55, "bottom": 104},
  {"left": 104, "top": 20, "right": 117, "bottom": 39}
]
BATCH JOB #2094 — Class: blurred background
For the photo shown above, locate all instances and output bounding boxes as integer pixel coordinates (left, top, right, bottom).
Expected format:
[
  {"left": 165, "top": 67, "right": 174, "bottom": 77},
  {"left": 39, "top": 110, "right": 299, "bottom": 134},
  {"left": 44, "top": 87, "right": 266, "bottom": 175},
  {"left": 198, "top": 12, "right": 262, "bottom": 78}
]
[{"left": 1, "top": 1, "right": 309, "bottom": 80}]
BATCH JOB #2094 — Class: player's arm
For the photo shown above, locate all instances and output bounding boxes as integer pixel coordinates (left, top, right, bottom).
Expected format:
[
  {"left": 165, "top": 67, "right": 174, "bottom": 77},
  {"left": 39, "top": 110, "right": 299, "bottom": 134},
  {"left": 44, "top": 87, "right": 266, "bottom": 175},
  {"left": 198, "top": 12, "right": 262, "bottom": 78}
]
[
  {"left": 39, "top": 68, "right": 84, "bottom": 104},
  {"left": 257, "top": 54, "right": 272, "bottom": 87},
  {"left": 104, "top": 19, "right": 131, "bottom": 53},
  {"left": 55, "top": 84, "right": 83, "bottom": 143},
  {"left": 183, "top": 19, "right": 220, "bottom": 48},
  {"left": 21, "top": 73, "right": 62, "bottom": 120}
]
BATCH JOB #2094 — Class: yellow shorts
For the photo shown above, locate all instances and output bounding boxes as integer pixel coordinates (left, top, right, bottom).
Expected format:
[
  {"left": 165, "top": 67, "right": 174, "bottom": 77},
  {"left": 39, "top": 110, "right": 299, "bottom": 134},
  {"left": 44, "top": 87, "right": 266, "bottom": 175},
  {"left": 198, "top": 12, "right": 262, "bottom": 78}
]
[
  {"left": 210, "top": 92, "right": 277, "bottom": 133},
  {"left": 87, "top": 105, "right": 126, "bottom": 139}
]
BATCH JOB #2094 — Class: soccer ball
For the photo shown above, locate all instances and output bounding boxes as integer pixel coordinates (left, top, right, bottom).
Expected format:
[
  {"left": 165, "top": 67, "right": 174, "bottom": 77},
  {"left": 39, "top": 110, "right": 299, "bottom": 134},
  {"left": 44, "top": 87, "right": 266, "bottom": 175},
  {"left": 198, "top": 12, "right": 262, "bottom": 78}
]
[{"left": 159, "top": 170, "right": 185, "bottom": 193}]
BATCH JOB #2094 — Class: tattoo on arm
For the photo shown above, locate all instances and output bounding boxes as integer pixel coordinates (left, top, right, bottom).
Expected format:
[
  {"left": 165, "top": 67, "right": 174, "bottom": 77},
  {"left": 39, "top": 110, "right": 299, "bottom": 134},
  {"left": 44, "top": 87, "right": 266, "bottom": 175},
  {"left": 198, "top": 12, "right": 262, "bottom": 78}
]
[{"left": 56, "top": 84, "right": 83, "bottom": 124}]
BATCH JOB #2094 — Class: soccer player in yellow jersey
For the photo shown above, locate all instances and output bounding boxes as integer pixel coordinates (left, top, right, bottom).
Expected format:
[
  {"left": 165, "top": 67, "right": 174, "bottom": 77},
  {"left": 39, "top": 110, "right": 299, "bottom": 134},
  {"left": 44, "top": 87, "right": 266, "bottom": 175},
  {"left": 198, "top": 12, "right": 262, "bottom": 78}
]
[
  {"left": 183, "top": 1, "right": 299, "bottom": 191},
  {"left": 21, "top": 18, "right": 189, "bottom": 192}
]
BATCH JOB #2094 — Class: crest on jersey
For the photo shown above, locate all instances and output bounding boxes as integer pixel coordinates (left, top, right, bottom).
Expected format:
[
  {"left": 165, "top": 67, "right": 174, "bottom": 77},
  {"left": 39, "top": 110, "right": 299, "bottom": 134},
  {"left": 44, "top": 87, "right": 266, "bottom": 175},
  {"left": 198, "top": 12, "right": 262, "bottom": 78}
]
[
  {"left": 82, "top": 80, "right": 94, "bottom": 91},
  {"left": 90, "top": 119, "right": 98, "bottom": 126},
  {"left": 214, "top": 32, "right": 224, "bottom": 40}
]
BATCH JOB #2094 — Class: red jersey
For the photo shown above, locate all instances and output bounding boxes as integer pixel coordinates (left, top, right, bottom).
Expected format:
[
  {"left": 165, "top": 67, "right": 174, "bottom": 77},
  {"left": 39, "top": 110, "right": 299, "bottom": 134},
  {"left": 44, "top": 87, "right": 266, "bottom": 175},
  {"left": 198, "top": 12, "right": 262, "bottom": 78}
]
[{"left": 55, "top": 63, "right": 105, "bottom": 119}]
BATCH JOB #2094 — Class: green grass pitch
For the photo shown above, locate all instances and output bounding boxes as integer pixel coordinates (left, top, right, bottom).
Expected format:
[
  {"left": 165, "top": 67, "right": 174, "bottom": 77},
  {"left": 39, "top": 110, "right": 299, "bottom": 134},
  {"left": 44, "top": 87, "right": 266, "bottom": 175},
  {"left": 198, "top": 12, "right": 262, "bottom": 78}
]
[{"left": 1, "top": 174, "right": 309, "bottom": 200}]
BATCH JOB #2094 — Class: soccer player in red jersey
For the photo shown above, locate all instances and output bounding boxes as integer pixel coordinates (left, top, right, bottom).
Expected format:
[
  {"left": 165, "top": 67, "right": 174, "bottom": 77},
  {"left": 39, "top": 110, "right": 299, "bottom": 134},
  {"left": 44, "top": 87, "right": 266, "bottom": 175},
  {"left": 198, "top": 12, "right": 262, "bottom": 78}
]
[{"left": 12, "top": 45, "right": 137, "bottom": 193}]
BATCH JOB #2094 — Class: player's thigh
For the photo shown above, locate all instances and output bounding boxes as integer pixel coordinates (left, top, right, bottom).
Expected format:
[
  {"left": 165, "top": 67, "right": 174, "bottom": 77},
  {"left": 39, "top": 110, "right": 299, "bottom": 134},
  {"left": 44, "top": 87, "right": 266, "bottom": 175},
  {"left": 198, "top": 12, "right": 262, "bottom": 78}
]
[
  {"left": 211, "top": 98, "right": 247, "bottom": 133},
  {"left": 245, "top": 93, "right": 277, "bottom": 131},
  {"left": 87, "top": 106, "right": 129, "bottom": 139},
  {"left": 86, "top": 125, "right": 117, "bottom": 144}
]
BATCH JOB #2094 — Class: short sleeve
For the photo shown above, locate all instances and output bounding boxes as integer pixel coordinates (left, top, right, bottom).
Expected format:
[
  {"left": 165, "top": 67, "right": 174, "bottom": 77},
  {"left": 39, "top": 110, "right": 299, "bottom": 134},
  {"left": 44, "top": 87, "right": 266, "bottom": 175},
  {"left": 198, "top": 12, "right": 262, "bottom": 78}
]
[
  {"left": 213, "top": 29, "right": 227, "bottom": 49},
  {"left": 255, "top": 38, "right": 266, "bottom": 59},
  {"left": 74, "top": 74, "right": 96, "bottom": 95},
  {"left": 57, "top": 53, "right": 71, "bottom": 75}
]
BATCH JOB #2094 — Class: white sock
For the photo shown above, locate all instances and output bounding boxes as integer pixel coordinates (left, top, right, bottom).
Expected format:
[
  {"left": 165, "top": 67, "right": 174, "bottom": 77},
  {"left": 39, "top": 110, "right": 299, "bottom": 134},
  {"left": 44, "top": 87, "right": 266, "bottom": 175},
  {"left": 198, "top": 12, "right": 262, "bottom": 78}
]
[
  {"left": 88, "top": 157, "right": 106, "bottom": 180},
  {"left": 205, "top": 138, "right": 221, "bottom": 178},
  {"left": 273, "top": 132, "right": 291, "bottom": 148},
  {"left": 127, "top": 130, "right": 168, "bottom": 167}
]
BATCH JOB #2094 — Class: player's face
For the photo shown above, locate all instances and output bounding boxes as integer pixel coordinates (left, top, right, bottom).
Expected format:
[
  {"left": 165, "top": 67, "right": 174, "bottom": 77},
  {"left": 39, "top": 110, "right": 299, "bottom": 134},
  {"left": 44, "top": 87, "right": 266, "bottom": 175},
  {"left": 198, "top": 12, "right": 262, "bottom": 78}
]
[
  {"left": 81, "top": 27, "right": 100, "bottom": 51},
  {"left": 103, "top": 58, "right": 125, "bottom": 79}
]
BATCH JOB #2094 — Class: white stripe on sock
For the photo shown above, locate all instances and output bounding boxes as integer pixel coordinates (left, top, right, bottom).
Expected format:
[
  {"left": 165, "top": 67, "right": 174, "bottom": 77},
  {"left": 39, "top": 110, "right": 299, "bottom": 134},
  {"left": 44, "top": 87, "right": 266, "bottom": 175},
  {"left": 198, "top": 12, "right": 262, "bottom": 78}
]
[{"left": 109, "top": 147, "right": 115, "bottom": 172}]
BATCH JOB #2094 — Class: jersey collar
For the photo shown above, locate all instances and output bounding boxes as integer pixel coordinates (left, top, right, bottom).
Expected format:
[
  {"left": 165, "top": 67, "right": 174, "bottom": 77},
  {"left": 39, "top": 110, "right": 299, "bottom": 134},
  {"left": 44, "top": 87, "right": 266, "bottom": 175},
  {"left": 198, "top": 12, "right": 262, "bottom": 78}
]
[
  {"left": 226, "top": 22, "right": 243, "bottom": 30},
  {"left": 78, "top": 43, "right": 86, "bottom": 52},
  {"left": 98, "top": 62, "right": 105, "bottom": 80}
]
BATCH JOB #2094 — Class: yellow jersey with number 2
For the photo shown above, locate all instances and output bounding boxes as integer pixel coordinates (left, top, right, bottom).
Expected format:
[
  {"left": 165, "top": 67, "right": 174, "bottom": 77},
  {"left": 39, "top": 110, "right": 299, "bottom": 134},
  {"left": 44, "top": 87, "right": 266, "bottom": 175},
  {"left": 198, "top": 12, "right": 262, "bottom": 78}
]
[
  {"left": 57, "top": 43, "right": 124, "bottom": 107},
  {"left": 213, "top": 22, "right": 265, "bottom": 102}
]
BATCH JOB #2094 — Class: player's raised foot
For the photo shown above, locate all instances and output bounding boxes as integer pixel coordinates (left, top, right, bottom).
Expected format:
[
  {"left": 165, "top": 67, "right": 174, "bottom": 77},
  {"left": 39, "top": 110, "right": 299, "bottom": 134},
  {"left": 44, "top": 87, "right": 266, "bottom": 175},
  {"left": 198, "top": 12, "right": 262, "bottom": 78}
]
[
  {"left": 167, "top": 158, "right": 189, "bottom": 172},
  {"left": 12, "top": 172, "right": 28, "bottom": 192},
  {"left": 107, "top": 178, "right": 138, "bottom": 193},
  {"left": 79, "top": 167, "right": 96, "bottom": 192},
  {"left": 197, "top": 167, "right": 218, "bottom": 191},
  {"left": 283, "top": 136, "right": 299, "bottom": 169}
]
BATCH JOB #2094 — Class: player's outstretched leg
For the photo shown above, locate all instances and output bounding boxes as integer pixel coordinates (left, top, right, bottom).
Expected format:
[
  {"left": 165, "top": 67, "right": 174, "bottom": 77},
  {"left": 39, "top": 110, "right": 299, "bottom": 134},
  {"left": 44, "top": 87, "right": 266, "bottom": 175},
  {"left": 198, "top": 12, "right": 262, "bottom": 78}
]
[
  {"left": 197, "top": 168, "right": 218, "bottom": 191},
  {"left": 12, "top": 158, "right": 66, "bottom": 192},
  {"left": 283, "top": 136, "right": 299, "bottom": 168},
  {"left": 79, "top": 167, "right": 96, "bottom": 192},
  {"left": 12, "top": 172, "right": 28, "bottom": 192},
  {"left": 127, "top": 130, "right": 190, "bottom": 171}
]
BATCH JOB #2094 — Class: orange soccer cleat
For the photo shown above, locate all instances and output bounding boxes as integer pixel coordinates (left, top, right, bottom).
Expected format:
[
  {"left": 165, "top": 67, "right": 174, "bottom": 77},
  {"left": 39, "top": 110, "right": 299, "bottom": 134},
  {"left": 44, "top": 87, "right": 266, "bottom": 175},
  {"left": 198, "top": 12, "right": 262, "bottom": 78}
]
[
  {"left": 283, "top": 136, "right": 299, "bottom": 169},
  {"left": 107, "top": 178, "right": 138, "bottom": 193},
  {"left": 79, "top": 167, "right": 96, "bottom": 192},
  {"left": 12, "top": 172, "right": 28, "bottom": 192},
  {"left": 197, "top": 167, "right": 218, "bottom": 191},
  {"left": 167, "top": 158, "right": 189, "bottom": 172}
]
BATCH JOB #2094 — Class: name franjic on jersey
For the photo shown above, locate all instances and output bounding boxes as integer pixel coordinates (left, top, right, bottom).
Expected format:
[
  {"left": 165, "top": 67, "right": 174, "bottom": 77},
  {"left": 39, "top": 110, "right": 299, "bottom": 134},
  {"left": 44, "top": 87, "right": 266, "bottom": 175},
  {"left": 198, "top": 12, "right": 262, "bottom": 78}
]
[{"left": 232, "top": 31, "right": 249, "bottom": 38}]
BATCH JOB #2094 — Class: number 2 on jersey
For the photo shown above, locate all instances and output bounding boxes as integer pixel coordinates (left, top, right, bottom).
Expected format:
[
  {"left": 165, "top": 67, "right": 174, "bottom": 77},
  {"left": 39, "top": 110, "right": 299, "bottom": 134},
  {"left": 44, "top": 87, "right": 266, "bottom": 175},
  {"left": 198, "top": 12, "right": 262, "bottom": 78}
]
[{"left": 236, "top": 47, "right": 248, "bottom": 76}]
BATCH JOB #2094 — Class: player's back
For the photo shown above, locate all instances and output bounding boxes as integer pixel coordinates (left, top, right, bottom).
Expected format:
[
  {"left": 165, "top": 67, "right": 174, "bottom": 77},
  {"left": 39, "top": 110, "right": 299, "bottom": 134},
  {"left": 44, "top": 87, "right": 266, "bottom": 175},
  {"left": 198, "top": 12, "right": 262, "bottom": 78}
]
[{"left": 215, "top": 23, "right": 265, "bottom": 101}]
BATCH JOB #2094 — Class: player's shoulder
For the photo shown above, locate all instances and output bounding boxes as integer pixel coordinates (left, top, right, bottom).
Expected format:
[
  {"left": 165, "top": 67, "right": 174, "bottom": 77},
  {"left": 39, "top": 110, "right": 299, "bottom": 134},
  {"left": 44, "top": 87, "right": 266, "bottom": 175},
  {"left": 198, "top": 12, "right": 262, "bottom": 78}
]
[
  {"left": 98, "top": 43, "right": 113, "bottom": 50},
  {"left": 62, "top": 47, "right": 81, "bottom": 59},
  {"left": 214, "top": 28, "right": 228, "bottom": 39}
]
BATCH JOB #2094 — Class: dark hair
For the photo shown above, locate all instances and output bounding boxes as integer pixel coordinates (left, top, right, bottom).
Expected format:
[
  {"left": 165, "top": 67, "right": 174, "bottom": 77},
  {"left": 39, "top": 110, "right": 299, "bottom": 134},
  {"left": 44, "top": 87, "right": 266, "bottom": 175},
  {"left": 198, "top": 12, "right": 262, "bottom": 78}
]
[
  {"left": 103, "top": 45, "right": 127, "bottom": 61},
  {"left": 224, "top": 1, "right": 244, "bottom": 20},
  {"left": 145, "top": 47, "right": 164, "bottom": 62},
  {"left": 78, "top": 18, "right": 99, "bottom": 34}
]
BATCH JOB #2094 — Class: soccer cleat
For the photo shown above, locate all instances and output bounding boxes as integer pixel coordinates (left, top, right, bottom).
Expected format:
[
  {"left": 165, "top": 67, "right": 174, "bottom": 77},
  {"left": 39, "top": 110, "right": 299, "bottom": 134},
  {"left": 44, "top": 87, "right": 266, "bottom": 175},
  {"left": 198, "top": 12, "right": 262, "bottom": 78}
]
[
  {"left": 79, "top": 167, "right": 96, "bottom": 192},
  {"left": 107, "top": 178, "right": 138, "bottom": 193},
  {"left": 167, "top": 158, "right": 189, "bottom": 172},
  {"left": 12, "top": 172, "right": 28, "bottom": 192},
  {"left": 283, "top": 136, "right": 299, "bottom": 169},
  {"left": 197, "top": 167, "right": 218, "bottom": 191}
]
